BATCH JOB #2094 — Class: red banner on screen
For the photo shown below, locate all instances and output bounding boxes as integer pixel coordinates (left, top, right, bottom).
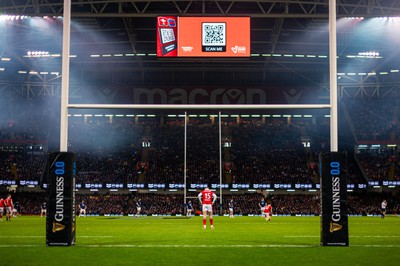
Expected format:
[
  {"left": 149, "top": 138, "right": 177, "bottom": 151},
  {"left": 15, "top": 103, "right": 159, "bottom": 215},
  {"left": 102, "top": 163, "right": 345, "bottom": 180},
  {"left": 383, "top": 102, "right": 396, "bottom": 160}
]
[{"left": 156, "top": 16, "right": 178, "bottom": 57}]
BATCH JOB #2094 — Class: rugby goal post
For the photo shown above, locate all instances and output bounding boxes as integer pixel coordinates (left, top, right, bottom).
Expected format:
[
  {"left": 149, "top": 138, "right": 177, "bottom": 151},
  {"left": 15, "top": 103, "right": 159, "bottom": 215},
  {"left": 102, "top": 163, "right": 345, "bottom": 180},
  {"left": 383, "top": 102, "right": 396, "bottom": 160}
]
[{"left": 56, "top": 0, "right": 345, "bottom": 247}]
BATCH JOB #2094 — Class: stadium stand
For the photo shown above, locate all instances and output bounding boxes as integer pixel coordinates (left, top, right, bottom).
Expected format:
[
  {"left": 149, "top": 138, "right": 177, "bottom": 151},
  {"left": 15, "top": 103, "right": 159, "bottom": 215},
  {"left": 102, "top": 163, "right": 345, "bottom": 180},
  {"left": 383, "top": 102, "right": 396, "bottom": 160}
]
[{"left": 1, "top": 96, "right": 399, "bottom": 216}]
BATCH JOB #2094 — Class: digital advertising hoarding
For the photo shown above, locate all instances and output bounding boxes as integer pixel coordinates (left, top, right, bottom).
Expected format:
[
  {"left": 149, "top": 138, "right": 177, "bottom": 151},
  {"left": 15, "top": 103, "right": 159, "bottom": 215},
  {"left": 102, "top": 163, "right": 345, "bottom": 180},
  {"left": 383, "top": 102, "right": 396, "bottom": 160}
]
[{"left": 157, "top": 16, "right": 250, "bottom": 58}]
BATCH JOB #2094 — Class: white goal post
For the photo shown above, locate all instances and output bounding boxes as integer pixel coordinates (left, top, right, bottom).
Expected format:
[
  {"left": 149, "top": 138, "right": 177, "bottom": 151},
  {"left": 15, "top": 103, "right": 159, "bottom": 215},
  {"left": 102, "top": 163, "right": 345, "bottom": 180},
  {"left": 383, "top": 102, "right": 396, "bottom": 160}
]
[
  {"left": 67, "top": 104, "right": 330, "bottom": 110},
  {"left": 58, "top": 0, "right": 339, "bottom": 214},
  {"left": 65, "top": 104, "right": 333, "bottom": 211}
]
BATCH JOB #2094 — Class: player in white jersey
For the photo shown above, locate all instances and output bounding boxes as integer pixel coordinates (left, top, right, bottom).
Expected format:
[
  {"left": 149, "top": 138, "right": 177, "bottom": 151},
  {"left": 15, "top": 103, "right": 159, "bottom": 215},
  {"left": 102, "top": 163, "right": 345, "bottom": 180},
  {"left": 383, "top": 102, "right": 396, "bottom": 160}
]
[
  {"left": 135, "top": 199, "right": 142, "bottom": 218},
  {"left": 228, "top": 199, "right": 235, "bottom": 218},
  {"left": 381, "top": 200, "right": 387, "bottom": 219}
]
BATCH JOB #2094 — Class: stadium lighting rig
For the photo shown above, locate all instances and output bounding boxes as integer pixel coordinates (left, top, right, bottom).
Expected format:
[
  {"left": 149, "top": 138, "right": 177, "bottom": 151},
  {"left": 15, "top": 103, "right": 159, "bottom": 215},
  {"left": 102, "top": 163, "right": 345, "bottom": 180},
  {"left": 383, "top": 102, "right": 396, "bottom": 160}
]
[{"left": 0, "top": 15, "right": 30, "bottom": 21}]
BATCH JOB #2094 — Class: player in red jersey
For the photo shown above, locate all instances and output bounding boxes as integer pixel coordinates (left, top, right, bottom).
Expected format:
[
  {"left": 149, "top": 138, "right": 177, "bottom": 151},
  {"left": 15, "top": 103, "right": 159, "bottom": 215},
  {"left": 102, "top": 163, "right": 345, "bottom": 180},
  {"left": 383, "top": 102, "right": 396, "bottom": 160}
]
[
  {"left": 5, "top": 194, "right": 14, "bottom": 221},
  {"left": 198, "top": 187, "right": 218, "bottom": 229},
  {"left": 263, "top": 202, "right": 272, "bottom": 221},
  {"left": 0, "top": 197, "right": 5, "bottom": 222}
]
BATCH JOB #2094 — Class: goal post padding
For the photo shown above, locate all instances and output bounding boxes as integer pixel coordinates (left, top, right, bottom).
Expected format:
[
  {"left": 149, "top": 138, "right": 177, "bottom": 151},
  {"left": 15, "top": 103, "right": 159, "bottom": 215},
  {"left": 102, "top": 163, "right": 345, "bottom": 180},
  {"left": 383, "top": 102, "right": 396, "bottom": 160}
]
[
  {"left": 46, "top": 152, "right": 76, "bottom": 246},
  {"left": 319, "top": 152, "right": 349, "bottom": 246}
]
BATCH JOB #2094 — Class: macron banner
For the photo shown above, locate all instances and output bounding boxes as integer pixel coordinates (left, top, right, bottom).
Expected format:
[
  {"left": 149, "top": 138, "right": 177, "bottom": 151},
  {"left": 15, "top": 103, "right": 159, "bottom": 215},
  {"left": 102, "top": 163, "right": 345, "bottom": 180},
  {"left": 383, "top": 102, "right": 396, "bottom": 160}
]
[
  {"left": 319, "top": 152, "right": 349, "bottom": 246},
  {"left": 46, "top": 152, "right": 76, "bottom": 246}
]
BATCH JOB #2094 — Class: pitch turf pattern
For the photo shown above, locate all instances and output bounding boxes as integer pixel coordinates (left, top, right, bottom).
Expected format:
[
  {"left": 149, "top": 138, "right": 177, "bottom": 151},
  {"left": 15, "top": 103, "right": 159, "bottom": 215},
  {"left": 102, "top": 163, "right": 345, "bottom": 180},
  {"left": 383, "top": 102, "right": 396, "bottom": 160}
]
[{"left": 1, "top": 216, "right": 399, "bottom": 265}]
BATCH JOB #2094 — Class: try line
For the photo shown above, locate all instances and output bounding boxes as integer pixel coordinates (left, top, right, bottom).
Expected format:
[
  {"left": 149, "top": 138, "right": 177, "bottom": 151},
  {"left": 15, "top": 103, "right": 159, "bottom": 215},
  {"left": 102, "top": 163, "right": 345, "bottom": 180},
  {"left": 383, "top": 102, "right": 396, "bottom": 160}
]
[
  {"left": 284, "top": 235, "right": 400, "bottom": 238},
  {"left": 0, "top": 244, "right": 399, "bottom": 248}
]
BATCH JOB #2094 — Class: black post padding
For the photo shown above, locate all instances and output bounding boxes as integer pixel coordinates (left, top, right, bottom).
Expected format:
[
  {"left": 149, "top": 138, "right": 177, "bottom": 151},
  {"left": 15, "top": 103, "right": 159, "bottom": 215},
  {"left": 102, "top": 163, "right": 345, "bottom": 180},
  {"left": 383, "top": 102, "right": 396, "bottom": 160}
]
[
  {"left": 320, "top": 152, "right": 349, "bottom": 246},
  {"left": 46, "top": 152, "right": 76, "bottom": 246}
]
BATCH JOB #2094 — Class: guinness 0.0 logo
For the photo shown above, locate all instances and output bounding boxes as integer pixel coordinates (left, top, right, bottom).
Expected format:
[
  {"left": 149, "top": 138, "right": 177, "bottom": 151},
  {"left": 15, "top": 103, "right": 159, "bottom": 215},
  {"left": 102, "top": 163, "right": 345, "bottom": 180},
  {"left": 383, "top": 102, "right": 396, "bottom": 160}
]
[
  {"left": 52, "top": 221, "right": 66, "bottom": 233},
  {"left": 330, "top": 221, "right": 342, "bottom": 233}
]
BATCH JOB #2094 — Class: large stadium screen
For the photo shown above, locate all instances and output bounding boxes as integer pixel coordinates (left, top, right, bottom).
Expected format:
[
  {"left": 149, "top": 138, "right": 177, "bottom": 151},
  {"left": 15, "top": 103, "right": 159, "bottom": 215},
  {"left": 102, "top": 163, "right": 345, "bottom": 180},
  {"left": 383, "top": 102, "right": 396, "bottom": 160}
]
[{"left": 157, "top": 16, "right": 250, "bottom": 57}]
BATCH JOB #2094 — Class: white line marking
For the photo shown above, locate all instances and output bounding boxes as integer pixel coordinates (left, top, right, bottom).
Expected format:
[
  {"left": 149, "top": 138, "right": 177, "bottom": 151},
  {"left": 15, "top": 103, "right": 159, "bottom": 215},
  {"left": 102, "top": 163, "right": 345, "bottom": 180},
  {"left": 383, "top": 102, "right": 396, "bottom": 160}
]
[
  {"left": 0, "top": 244, "right": 399, "bottom": 248},
  {"left": 77, "top": 236, "right": 113, "bottom": 238},
  {"left": 0, "top": 236, "right": 112, "bottom": 238},
  {"left": 0, "top": 245, "right": 40, "bottom": 247},
  {"left": 284, "top": 236, "right": 318, "bottom": 238},
  {"left": 84, "top": 244, "right": 315, "bottom": 248},
  {"left": 352, "top": 236, "right": 400, "bottom": 238},
  {"left": 0, "top": 236, "right": 42, "bottom": 238},
  {"left": 351, "top": 245, "right": 400, "bottom": 248},
  {"left": 2, "top": 235, "right": 397, "bottom": 241},
  {"left": 284, "top": 235, "right": 400, "bottom": 238},
  {"left": 0, "top": 244, "right": 314, "bottom": 248}
]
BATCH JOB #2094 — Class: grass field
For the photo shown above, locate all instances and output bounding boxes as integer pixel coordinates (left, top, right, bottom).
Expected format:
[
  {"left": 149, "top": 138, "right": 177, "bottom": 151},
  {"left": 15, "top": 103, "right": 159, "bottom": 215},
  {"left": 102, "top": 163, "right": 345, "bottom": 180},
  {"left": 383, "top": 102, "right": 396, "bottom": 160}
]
[{"left": 1, "top": 215, "right": 399, "bottom": 265}]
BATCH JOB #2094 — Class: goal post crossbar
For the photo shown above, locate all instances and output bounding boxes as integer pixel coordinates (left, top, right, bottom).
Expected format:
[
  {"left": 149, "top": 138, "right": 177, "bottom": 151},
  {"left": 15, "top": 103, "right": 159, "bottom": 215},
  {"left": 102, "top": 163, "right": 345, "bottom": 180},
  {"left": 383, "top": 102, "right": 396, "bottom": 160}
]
[{"left": 68, "top": 104, "right": 331, "bottom": 110}]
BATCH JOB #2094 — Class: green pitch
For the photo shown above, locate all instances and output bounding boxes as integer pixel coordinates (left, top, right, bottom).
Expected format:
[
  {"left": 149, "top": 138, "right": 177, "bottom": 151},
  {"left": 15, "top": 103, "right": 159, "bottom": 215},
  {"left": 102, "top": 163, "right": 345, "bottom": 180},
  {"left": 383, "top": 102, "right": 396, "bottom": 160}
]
[{"left": 1, "top": 215, "right": 399, "bottom": 265}]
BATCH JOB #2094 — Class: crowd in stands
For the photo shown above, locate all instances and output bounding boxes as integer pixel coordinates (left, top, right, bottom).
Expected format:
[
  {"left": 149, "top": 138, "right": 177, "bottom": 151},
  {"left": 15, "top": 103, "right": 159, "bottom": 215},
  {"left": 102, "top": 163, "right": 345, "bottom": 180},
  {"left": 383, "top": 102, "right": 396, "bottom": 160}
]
[
  {"left": 0, "top": 96, "right": 57, "bottom": 144},
  {"left": 343, "top": 97, "right": 398, "bottom": 142},
  {"left": 230, "top": 118, "right": 316, "bottom": 184},
  {"left": 71, "top": 117, "right": 148, "bottom": 186},
  {"left": 7, "top": 191, "right": 47, "bottom": 215},
  {"left": 75, "top": 146, "right": 142, "bottom": 186},
  {"left": 354, "top": 142, "right": 400, "bottom": 181},
  {"left": 185, "top": 124, "right": 220, "bottom": 184},
  {"left": 1, "top": 106, "right": 399, "bottom": 184},
  {"left": 343, "top": 97, "right": 400, "bottom": 181},
  {"left": 358, "top": 152, "right": 392, "bottom": 181},
  {"left": 146, "top": 124, "right": 185, "bottom": 184},
  {"left": 6, "top": 191, "right": 400, "bottom": 216},
  {"left": 0, "top": 152, "right": 46, "bottom": 182},
  {"left": 348, "top": 192, "right": 399, "bottom": 215},
  {"left": 1, "top": 96, "right": 400, "bottom": 215}
]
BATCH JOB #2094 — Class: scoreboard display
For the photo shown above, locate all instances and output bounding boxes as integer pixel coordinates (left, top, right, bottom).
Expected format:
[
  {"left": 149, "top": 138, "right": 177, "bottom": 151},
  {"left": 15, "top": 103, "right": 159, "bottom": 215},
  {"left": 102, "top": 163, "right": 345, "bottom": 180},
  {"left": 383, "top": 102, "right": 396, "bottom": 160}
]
[{"left": 157, "top": 16, "right": 250, "bottom": 57}]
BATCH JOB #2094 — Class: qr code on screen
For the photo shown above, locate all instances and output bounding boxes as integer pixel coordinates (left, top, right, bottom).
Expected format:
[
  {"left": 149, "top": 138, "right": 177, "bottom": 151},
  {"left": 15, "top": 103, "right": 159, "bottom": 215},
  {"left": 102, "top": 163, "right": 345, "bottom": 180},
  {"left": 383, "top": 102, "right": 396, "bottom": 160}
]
[
  {"left": 160, "top": 28, "right": 175, "bottom": 44},
  {"left": 202, "top": 22, "right": 226, "bottom": 46}
]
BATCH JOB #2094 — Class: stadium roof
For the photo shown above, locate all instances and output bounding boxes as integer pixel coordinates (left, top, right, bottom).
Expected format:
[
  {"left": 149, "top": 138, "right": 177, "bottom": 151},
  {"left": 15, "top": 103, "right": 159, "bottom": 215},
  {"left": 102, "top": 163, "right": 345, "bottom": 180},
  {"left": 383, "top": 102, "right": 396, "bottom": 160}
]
[{"left": 0, "top": 0, "right": 399, "bottom": 88}]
